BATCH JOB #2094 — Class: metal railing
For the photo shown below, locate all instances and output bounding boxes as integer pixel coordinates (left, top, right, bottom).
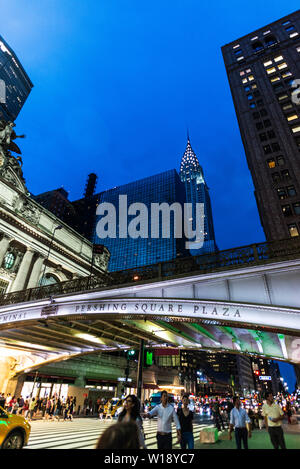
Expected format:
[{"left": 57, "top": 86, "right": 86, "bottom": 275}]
[{"left": 1, "top": 237, "right": 300, "bottom": 307}]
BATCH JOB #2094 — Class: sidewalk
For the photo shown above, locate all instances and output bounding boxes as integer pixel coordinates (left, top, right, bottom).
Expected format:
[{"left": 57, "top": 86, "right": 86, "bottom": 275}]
[{"left": 195, "top": 424, "right": 300, "bottom": 449}]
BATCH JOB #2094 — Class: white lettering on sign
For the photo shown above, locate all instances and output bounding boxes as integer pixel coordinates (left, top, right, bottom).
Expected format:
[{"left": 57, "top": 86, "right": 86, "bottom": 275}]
[{"left": 0, "top": 312, "right": 27, "bottom": 325}]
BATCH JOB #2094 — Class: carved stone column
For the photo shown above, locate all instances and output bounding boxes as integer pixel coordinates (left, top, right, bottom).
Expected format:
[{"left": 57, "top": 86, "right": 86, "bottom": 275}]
[
  {"left": 11, "top": 247, "right": 35, "bottom": 292},
  {"left": 0, "top": 234, "right": 12, "bottom": 266},
  {"left": 27, "top": 254, "right": 46, "bottom": 289}
]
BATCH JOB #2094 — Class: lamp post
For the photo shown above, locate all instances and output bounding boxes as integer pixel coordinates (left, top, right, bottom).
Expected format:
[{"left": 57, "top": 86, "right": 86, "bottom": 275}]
[{"left": 41, "top": 225, "right": 63, "bottom": 285}]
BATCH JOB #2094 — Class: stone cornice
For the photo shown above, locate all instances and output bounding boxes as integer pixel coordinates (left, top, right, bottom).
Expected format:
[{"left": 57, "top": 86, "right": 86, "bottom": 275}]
[{"left": 0, "top": 209, "right": 100, "bottom": 274}]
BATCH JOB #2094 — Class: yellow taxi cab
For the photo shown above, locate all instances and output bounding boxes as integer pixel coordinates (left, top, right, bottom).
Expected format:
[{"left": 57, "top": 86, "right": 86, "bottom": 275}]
[
  {"left": 0, "top": 406, "right": 31, "bottom": 449},
  {"left": 111, "top": 398, "right": 124, "bottom": 417}
]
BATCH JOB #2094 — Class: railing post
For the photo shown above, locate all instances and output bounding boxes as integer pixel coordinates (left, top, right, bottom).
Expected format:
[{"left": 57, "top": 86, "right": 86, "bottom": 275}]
[{"left": 252, "top": 244, "right": 259, "bottom": 263}]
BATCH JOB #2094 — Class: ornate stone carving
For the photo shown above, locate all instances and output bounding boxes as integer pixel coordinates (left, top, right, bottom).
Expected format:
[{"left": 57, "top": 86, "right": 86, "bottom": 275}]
[{"left": 14, "top": 195, "right": 41, "bottom": 225}]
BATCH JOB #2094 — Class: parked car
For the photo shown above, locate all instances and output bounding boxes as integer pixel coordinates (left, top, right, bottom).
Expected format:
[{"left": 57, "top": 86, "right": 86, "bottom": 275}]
[{"left": 0, "top": 406, "right": 31, "bottom": 449}]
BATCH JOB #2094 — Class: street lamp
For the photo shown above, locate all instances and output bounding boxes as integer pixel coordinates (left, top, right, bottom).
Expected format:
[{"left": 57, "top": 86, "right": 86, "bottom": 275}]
[{"left": 41, "top": 225, "right": 63, "bottom": 285}]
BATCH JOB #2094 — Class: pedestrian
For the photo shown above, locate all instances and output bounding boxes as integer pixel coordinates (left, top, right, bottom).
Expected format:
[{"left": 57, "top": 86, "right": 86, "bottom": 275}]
[
  {"left": 145, "top": 390, "right": 181, "bottom": 450},
  {"left": 229, "top": 396, "right": 252, "bottom": 449},
  {"left": 0, "top": 393, "right": 5, "bottom": 409},
  {"left": 28, "top": 397, "right": 36, "bottom": 421},
  {"left": 213, "top": 398, "right": 225, "bottom": 431},
  {"left": 262, "top": 392, "right": 286, "bottom": 449},
  {"left": 118, "top": 394, "right": 146, "bottom": 448},
  {"left": 98, "top": 402, "right": 104, "bottom": 420},
  {"left": 177, "top": 394, "right": 194, "bottom": 449},
  {"left": 286, "top": 401, "right": 293, "bottom": 425},
  {"left": 105, "top": 400, "right": 113, "bottom": 420},
  {"left": 96, "top": 422, "right": 140, "bottom": 449}
]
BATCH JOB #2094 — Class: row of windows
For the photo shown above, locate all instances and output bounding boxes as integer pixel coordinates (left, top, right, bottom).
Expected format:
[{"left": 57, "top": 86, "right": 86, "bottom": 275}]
[
  {"left": 270, "top": 170, "right": 290, "bottom": 184},
  {"left": 282, "top": 203, "right": 300, "bottom": 217},
  {"left": 277, "top": 185, "right": 297, "bottom": 200}
]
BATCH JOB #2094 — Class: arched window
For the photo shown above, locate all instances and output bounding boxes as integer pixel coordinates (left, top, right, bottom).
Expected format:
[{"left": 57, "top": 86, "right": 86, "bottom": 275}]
[
  {"left": 38, "top": 273, "right": 59, "bottom": 286},
  {"left": 4, "top": 252, "right": 15, "bottom": 270}
]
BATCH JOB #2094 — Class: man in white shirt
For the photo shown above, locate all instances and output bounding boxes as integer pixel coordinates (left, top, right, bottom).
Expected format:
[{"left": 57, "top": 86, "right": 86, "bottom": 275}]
[
  {"left": 145, "top": 390, "right": 181, "bottom": 449},
  {"left": 229, "top": 396, "right": 251, "bottom": 449},
  {"left": 262, "top": 392, "right": 286, "bottom": 449}
]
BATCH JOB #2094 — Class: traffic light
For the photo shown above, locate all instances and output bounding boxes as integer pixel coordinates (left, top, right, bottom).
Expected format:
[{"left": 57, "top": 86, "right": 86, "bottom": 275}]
[
  {"left": 127, "top": 349, "right": 136, "bottom": 359},
  {"left": 144, "top": 350, "right": 153, "bottom": 366},
  {"left": 254, "top": 370, "right": 260, "bottom": 376}
]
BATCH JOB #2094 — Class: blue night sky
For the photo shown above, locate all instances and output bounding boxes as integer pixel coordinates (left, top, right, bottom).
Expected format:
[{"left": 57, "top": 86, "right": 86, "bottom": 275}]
[{"left": 0, "top": 0, "right": 298, "bottom": 389}]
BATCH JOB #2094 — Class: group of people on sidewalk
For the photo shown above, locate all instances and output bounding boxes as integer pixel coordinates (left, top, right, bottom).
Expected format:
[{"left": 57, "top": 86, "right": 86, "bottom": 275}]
[
  {"left": 0, "top": 393, "right": 76, "bottom": 421},
  {"left": 96, "top": 390, "right": 293, "bottom": 450}
]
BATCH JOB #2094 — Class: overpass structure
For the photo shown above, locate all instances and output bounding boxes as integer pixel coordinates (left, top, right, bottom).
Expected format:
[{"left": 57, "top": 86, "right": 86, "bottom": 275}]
[{"left": 0, "top": 237, "right": 300, "bottom": 388}]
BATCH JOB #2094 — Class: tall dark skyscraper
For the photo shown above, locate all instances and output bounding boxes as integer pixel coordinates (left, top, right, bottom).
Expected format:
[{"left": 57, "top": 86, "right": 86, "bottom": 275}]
[
  {"left": 0, "top": 35, "right": 33, "bottom": 121},
  {"left": 222, "top": 10, "right": 300, "bottom": 241},
  {"left": 179, "top": 136, "right": 218, "bottom": 255},
  {"left": 94, "top": 169, "right": 188, "bottom": 271}
]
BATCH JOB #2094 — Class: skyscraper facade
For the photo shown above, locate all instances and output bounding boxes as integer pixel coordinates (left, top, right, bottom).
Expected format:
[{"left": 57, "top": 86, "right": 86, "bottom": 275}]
[
  {"left": 222, "top": 10, "right": 300, "bottom": 241},
  {"left": 0, "top": 35, "right": 33, "bottom": 122},
  {"left": 179, "top": 137, "right": 218, "bottom": 255},
  {"left": 94, "top": 169, "right": 188, "bottom": 271}
]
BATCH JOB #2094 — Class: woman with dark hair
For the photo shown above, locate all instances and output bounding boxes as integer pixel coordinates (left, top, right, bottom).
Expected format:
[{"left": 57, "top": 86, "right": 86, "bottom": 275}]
[
  {"left": 96, "top": 422, "right": 140, "bottom": 449},
  {"left": 118, "top": 395, "right": 146, "bottom": 448}
]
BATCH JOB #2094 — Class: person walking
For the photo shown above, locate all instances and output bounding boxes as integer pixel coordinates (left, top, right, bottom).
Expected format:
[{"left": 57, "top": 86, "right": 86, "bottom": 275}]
[
  {"left": 286, "top": 401, "right": 292, "bottom": 425},
  {"left": 118, "top": 394, "right": 146, "bottom": 448},
  {"left": 145, "top": 390, "right": 181, "bottom": 450},
  {"left": 229, "top": 396, "right": 252, "bottom": 449},
  {"left": 177, "top": 394, "right": 194, "bottom": 449},
  {"left": 262, "top": 392, "right": 286, "bottom": 449},
  {"left": 0, "top": 393, "right": 5, "bottom": 409},
  {"left": 213, "top": 398, "right": 225, "bottom": 431}
]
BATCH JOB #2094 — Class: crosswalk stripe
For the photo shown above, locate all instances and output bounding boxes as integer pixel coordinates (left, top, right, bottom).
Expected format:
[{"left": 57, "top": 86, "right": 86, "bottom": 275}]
[{"left": 26, "top": 418, "right": 214, "bottom": 449}]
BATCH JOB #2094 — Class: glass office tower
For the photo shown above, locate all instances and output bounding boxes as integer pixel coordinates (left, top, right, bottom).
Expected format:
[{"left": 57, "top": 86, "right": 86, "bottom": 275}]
[
  {"left": 94, "top": 169, "right": 188, "bottom": 271},
  {"left": 0, "top": 35, "right": 33, "bottom": 121},
  {"left": 179, "top": 136, "right": 218, "bottom": 255}
]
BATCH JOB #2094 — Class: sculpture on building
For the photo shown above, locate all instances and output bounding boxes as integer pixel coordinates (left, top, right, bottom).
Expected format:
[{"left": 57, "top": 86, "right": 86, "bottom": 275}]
[{"left": 0, "top": 120, "right": 25, "bottom": 181}]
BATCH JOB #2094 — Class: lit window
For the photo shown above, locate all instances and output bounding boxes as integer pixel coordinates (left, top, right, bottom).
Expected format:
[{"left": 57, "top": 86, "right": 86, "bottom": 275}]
[
  {"left": 282, "top": 103, "right": 293, "bottom": 111},
  {"left": 277, "top": 62, "right": 288, "bottom": 70},
  {"left": 285, "top": 25, "right": 295, "bottom": 32},
  {"left": 287, "top": 114, "right": 298, "bottom": 121},
  {"left": 266, "top": 67, "right": 276, "bottom": 74},
  {"left": 282, "top": 71, "right": 292, "bottom": 78},
  {"left": 277, "top": 93, "right": 288, "bottom": 101},
  {"left": 282, "top": 205, "right": 292, "bottom": 217},
  {"left": 290, "top": 32, "right": 299, "bottom": 38},
  {"left": 264, "top": 60, "right": 273, "bottom": 67},
  {"left": 274, "top": 55, "right": 284, "bottom": 62},
  {"left": 251, "top": 84, "right": 257, "bottom": 89},
  {"left": 237, "top": 56, "right": 244, "bottom": 61},
  {"left": 4, "top": 252, "right": 15, "bottom": 270},
  {"left": 251, "top": 36, "right": 258, "bottom": 41},
  {"left": 240, "top": 71, "right": 245, "bottom": 76},
  {"left": 233, "top": 44, "right": 240, "bottom": 49},
  {"left": 288, "top": 224, "right": 299, "bottom": 237},
  {"left": 292, "top": 125, "right": 300, "bottom": 133},
  {"left": 270, "top": 76, "right": 280, "bottom": 83},
  {"left": 297, "top": 47, "right": 300, "bottom": 53},
  {"left": 242, "top": 78, "right": 248, "bottom": 84},
  {"left": 267, "top": 159, "right": 276, "bottom": 169},
  {"left": 248, "top": 75, "right": 254, "bottom": 81},
  {"left": 277, "top": 188, "right": 287, "bottom": 199},
  {"left": 282, "top": 21, "right": 291, "bottom": 26},
  {"left": 263, "top": 30, "right": 271, "bottom": 35},
  {"left": 247, "top": 94, "right": 254, "bottom": 100}
]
